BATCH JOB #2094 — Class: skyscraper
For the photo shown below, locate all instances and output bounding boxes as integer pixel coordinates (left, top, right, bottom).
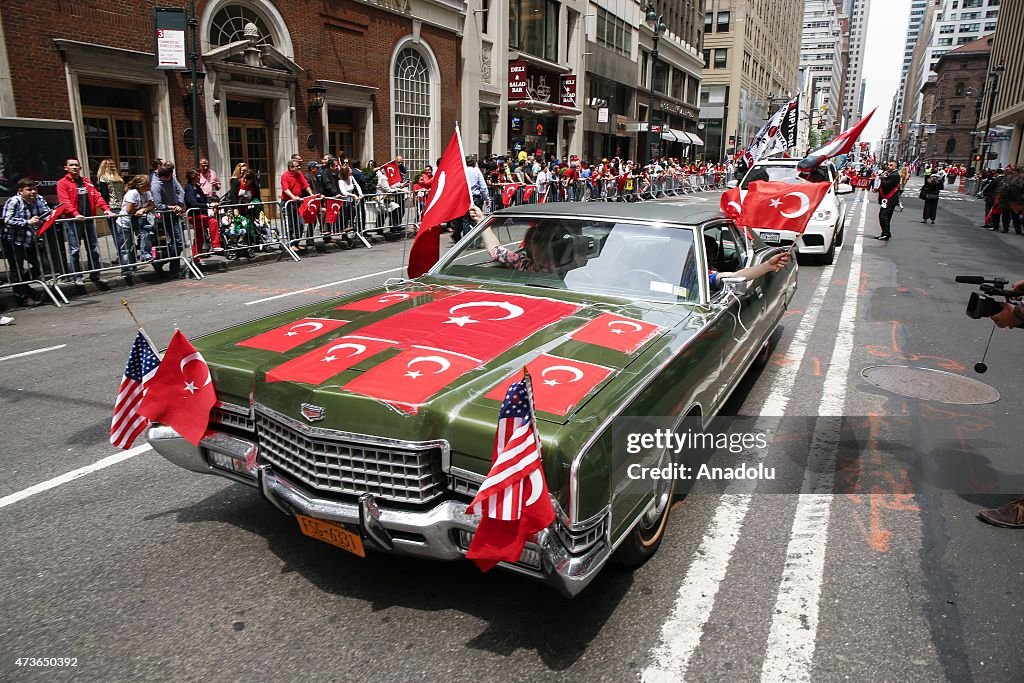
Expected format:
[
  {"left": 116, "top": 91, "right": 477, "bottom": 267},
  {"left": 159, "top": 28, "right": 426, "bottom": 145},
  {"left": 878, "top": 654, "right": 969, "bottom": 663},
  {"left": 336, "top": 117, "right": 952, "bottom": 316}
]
[
  {"left": 800, "top": 0, "right": 843, "bottom": 147},
  {"left": 840, "top": 0, "right": 872, "bottom": 126},
  {"left": 885, "top": 0, "right": 929, "bottom": 148}
]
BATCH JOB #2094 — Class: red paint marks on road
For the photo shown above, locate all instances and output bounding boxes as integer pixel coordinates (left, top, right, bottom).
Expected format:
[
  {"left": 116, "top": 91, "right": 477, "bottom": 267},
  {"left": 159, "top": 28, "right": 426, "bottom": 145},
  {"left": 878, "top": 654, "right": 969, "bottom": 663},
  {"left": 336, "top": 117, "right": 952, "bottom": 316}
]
[
  {"left": 890, "top": 321, "right": 902, "bottom": 354},
  {"left": 813, "top": 356, "right": 822, "bottom": 377}
]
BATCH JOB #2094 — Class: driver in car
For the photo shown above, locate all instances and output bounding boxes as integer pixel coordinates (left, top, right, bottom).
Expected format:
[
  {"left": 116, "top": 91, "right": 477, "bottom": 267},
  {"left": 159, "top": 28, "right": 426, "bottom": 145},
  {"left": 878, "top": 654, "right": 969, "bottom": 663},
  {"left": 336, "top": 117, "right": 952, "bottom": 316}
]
[{"left": 705, "top": 235, "right": 790, "bottom": 290}]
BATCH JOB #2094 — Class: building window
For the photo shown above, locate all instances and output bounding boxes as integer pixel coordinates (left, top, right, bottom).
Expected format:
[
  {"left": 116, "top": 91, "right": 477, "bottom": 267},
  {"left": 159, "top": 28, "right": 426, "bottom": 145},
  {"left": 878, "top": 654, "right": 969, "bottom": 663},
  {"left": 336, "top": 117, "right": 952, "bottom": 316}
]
[
  {"left": 393, "top": 47, "right": 431, "bottom": 172},
  {"left": 510, "top": 0, "right": 560, "bottom": 62},
  {"left": 702, "top": 49, "right": 710, "bottom": 69},
  {"left": 704, "top": 13, "right": 713, "bottom": 33},
  {"left": 596, "top": 8, "right": 632, "bottom": 58},
  {"left": 209, "top": 4, "right": 275, "bottom": 47},
  {"left": 945, "top": 137, "right": 956, "bottom": 154},
  {"left": 717, "top": 11, "right": 731, "bottom": 32},
  {"left": 952, "top": 110, "right": 962, "bottom": 124},
  {"left": 714, "top": 48, "right": 728, "bottom": 69},
  {"left": 79, "top": 81, "right": 152, "bottom": 178},
  {"left": 955, "top": 82, "right": 965, "bottom": 96}
]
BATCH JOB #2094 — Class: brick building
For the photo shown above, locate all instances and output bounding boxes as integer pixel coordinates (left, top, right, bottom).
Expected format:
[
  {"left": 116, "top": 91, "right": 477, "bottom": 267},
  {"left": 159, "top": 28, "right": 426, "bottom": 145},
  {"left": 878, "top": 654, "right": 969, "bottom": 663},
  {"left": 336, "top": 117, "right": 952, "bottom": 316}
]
[
  {"left": 918, "top": 34, "right": 992, "bottom": 166},
  {"left": 0, "top": 0, "right": 463, "bottom": 199}
]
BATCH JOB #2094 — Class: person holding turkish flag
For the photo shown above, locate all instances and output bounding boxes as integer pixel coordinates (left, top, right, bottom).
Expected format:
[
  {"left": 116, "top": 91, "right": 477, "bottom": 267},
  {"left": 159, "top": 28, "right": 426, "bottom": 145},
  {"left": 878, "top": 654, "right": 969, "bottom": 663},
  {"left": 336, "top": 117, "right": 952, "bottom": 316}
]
[
  {"left": 407, "top": 127, "right": 472, "bottom": 278},
  {"left": 138, "top": 329, "right": 217, "bottom": 446}
]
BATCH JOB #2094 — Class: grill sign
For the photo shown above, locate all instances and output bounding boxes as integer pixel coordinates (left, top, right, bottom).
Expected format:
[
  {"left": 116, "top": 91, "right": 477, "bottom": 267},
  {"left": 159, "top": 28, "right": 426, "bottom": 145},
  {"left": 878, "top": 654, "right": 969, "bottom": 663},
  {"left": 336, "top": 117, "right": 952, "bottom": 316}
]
[{"left": 300, "top": 403, "right": 326, "bottom": 422}]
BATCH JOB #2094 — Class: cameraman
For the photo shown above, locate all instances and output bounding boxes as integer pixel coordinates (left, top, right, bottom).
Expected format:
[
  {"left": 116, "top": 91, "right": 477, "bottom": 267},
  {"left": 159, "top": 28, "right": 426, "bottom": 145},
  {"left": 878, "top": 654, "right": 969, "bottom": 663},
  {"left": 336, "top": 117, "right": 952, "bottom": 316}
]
[{"left": 981, "top": 170, "right": 1024, "bottom": 528}]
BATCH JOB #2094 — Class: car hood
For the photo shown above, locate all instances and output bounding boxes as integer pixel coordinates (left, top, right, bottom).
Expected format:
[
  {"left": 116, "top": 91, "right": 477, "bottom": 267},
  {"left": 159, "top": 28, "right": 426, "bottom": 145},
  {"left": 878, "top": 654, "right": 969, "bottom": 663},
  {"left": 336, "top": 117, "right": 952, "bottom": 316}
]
[{"left": 198, "top": 282, "right": 695, "bottom": 445}]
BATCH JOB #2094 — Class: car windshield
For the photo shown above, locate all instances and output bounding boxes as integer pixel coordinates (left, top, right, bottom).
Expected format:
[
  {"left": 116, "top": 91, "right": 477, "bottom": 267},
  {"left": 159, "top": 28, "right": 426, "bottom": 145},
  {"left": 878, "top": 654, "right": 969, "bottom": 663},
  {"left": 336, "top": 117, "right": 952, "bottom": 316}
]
[
  {"left": 741, "top": 164, "right": 831, "bottom": 188},
  {"left": 434, "top": 216, "right": 701, "bottom": 303}
]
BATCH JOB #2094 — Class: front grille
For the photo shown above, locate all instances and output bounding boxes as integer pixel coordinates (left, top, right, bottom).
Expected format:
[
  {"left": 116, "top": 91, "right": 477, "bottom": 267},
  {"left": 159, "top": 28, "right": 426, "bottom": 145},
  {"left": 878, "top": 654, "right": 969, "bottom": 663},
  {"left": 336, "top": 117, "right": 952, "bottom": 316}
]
[
  {"left": 211, "top": 406, "right": 255, "bottom": 432},
  {"left": 256, "top": 412, "right": 446, "bottom": 504}
]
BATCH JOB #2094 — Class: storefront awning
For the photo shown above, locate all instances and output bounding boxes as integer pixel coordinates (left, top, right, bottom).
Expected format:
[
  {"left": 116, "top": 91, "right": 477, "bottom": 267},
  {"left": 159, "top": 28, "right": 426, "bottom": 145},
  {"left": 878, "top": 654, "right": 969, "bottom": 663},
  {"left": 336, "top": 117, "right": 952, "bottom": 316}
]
[
  {"left": 510, "top": 99, "right": 582, "bottom": 116},
  {"left": 661, "top": 128, "right": 687, "bottom": 142},
  {"left": 683, "top": 132, "right": 705, "bottom": 146}
]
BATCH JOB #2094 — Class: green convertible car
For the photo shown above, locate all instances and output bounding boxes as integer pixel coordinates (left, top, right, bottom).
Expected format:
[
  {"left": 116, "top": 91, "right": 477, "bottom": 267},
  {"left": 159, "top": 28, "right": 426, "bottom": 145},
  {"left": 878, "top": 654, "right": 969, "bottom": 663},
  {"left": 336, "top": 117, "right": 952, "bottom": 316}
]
[{"left": 148, "top": 203, "right": 797, "bottom": 596}]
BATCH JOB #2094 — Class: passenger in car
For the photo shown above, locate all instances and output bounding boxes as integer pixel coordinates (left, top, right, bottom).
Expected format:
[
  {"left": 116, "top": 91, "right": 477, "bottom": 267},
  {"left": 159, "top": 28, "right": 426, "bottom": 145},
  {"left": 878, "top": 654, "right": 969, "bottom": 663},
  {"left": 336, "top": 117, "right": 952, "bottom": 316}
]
[{"left": 473, "top": 206, "right": 580, "bottom": 274}]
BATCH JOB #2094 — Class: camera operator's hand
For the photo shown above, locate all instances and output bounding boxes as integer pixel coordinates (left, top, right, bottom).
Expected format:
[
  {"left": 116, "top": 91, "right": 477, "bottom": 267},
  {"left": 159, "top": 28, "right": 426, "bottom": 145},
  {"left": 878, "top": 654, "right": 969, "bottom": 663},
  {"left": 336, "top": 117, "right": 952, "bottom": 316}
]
[
  {"left": 1011, "top": 279, "right": 1024, "bottom": 296},
  {"left": 992, "top": 302, "right": 1022, "bottom": 328}
]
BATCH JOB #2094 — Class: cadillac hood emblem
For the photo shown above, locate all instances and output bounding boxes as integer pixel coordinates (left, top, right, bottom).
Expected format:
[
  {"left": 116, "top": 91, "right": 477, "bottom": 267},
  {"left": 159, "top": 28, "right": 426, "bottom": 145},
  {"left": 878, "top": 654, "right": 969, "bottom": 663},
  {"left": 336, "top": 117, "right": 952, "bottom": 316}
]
[{"left": 300, "top": 403, "right": 326, "bottom": 422}]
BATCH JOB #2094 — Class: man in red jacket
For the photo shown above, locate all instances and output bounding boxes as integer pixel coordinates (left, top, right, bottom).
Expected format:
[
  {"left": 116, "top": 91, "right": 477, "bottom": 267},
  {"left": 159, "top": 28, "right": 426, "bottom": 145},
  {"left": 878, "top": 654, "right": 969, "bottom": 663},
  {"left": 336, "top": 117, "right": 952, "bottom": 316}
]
[
  {"left": 280, "top": 158, "right": 312, "bottom": 247},
  {"left": 56, "top": 158, "right": 116, "bottom": 285}
]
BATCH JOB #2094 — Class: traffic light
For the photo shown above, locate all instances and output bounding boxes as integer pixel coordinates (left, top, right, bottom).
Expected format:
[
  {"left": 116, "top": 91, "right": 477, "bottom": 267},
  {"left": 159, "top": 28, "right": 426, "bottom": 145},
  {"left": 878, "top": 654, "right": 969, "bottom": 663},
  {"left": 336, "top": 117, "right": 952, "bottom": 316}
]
[
  {"left": 817, "top": 119, "right": 825, "bottom": 129},
  {"left": 974, "top": 154, "right": 982, "bottom": 161},
  {"left": 899, "top": 122, "right": 903, "bottom": 132}
]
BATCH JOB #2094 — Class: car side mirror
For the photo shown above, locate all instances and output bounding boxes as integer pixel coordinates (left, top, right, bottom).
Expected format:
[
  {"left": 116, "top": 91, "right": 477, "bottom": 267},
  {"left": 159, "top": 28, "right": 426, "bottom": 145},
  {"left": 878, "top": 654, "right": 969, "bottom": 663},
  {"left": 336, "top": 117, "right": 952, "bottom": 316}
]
[
  {"left": 719, "top": 276, "right": 751, "bottom": 296},
  {"left": 726, "top": 180, "right": 739, "bottom": 189},
  {"left": 836, "top": 183, "right": 854, "bottom": 195}
]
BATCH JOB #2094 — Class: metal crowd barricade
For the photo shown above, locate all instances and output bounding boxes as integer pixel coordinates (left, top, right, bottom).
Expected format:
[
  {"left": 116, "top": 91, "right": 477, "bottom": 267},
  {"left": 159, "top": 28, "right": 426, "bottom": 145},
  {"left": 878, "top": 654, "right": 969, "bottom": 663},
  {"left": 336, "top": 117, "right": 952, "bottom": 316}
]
[
  {"left": 188, "top": 199, "right": 300, "bottom": 263},
  {"left": 0, "top": 221, "right": 67, "bottom": 307},
  {"left": 46, "top": 210, "right": 203, "bottom": 294}
]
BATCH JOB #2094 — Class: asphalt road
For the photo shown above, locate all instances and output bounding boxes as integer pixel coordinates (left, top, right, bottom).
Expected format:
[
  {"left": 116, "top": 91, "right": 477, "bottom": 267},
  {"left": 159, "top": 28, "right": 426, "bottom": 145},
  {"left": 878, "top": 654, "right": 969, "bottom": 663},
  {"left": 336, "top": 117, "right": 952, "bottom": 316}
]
[{"left": 1, "top": 181, "right": 1022, "bottom": 682}]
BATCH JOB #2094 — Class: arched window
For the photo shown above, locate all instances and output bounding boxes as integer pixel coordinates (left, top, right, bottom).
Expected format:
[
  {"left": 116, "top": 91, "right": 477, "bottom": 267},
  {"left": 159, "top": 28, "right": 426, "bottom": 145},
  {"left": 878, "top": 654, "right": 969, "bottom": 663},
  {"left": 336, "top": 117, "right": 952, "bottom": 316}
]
[
  {"left": 210, "top": 4, "right": 275, "bottom": 47},
  {"left": 955, "top": 82, "right": 965, "bottom": 97},
  {"left": 393, "top": 47, "right": 432, "bottom": 172},
  {"left": 946, "top": 137, "right": 956, "bottom": 154}
]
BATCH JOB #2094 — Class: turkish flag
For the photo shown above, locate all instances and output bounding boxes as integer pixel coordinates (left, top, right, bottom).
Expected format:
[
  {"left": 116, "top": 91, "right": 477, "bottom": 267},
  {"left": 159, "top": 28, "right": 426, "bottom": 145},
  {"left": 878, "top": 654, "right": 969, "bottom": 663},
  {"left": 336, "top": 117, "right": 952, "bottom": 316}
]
[
  {"left": 798, "top": 107, "right": 876, "bottom": 171},
  {"left": 342, "top": 347, "right": 478, "bottom": 413},
  {"left": 138, "top": 330, "right": 217, "bottom": 446},
  {"left": 299, "top": 196, "right": 321, "bottom": 224},
  {"left": 380, "top": 160, "right": 403, "bottom": 187},
  {"left": 740, "top": 180, "right": 830, "bottom": 234},
  {"left": 569, "top": 313, "right": 663, "bottom": 354},
  {"left": 38, "top": 203, "right": 69, "bottom": 236},
  {"left": 485, "top": 354, "right": 612, "bottom": 416},
  {"left": 336, "top": 291, "right": 430, "bottom": 312},
  {"left": 521, "top": 186, "right": 536, "bottom": 203},
  {"left": 354, "top": 290, "right": 580, "bottom": 363},
  {"left": 236, "top": 317, "right": 349, "bottom": 352},
  {"left": 720, "top": 187, "right": 743, "bottom": 221},
  {"left": 265, "top": 335, "right": 393, "bottom": 384},
  {"left": 407, "top": 128, "right": 472, "bottom": 278},
  {"left": 324, "top": 198, "right": 344, "bottom": 224},
  {"left": 501, "top": 183, "right": 521, "bottom": 207}
]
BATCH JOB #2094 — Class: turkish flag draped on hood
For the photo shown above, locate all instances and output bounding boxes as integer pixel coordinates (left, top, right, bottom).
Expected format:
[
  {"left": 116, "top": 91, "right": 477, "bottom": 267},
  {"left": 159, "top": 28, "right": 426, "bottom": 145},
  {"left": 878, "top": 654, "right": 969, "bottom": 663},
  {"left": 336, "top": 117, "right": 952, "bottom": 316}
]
[
  {"left": 342, "top": 347, "right": 479, "bottom": 413},
  {"left": 138, "top": 330, "right": 217, "bottom": 446},
  {"left": 407, "top": 127, "right": 471, "bottom": 278},
  {"left": 485, "top": 354, "right": 613, "bottom": 416},
  {"left": 569, "top": 313, "right": 663, "bottom": 355},
  {"left": 740, "top": 181, "right": 831, "bottom": 234},
  {"left": 265, "top": 335, "right": 393, "bottom": 385},
  {"left": 797, "top": 107, "right": 877, "bottom": 171},
  {"left": 237, "top": 317, "right": 349, "bottom": 352}
]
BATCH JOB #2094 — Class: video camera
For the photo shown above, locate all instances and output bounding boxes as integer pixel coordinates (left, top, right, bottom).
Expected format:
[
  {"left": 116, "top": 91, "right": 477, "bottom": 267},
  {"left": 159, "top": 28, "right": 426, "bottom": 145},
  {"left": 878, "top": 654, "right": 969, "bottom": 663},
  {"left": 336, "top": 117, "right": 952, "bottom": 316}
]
[{"left": 955, "top": 275, "right": 1017, "bottom": 319}]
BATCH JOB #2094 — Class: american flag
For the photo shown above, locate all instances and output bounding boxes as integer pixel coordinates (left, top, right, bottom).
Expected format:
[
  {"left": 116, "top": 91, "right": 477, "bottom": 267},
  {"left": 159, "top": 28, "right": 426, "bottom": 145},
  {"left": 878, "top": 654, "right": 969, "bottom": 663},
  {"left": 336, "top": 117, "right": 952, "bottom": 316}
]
[
  {"left": 110, "top": 330, "right": 160, "bottom": 449},
  {"left": 468, "top": 376, "right": 545, "bottom": 522}
]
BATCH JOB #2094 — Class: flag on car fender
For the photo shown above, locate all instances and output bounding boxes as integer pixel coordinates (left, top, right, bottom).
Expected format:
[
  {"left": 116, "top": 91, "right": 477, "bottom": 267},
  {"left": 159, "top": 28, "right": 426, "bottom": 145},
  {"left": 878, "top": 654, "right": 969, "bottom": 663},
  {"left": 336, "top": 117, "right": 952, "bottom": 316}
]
[
  {"left": 110, "top": 329, "right": 161, "bottom": 449},
  {"left": 138, "top": 330, "right": 217, "bottom": 446},
  {"left": 466, "top": 372, "right": 555, "bottom": 572},
  {"left": 408, "top": 127, "right": 471, "bottom": 278},
  {"left": 739, "top": 180, "right": 831, "bottom": 234}
]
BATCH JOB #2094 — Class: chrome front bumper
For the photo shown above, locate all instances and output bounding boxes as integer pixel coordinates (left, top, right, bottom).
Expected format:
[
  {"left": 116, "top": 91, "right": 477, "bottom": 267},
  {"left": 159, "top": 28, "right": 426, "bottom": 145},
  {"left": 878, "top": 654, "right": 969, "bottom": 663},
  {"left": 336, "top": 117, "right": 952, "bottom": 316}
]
[{"left": 147, "top": 426, "right": 610, "bottom": 597}]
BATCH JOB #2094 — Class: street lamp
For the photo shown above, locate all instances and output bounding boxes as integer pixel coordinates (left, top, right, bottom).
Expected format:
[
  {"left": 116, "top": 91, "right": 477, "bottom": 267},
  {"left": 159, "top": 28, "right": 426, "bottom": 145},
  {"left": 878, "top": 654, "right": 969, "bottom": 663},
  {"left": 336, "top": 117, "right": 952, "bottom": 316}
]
[
  {"left": 644, "top": 3, "right": 666, "bottom": 165},
  {"left": 980, "top": 62, "right": 1005, "bottom": 172}
]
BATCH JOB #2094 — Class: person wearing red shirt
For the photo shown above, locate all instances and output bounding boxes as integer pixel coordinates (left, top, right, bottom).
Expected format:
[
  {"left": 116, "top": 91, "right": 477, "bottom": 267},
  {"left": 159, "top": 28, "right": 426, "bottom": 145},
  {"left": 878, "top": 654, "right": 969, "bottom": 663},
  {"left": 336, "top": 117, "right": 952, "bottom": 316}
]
[
  {"left": 281, "top": 159, "right": 312, "bottom": 247},
  {"left": 56, "top": 158, "right": 115, "bottom": 285}
]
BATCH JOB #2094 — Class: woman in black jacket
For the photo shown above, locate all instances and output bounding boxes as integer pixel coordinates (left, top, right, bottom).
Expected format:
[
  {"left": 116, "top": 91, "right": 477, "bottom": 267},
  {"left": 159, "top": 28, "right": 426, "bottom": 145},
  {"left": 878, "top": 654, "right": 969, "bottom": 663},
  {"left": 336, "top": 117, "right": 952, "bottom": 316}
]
[
  {"left": 184, "top": 168, "right": 223, "bottom": 256},
  {"left": 920, "top": 174, "right": 943, "bottom": 224}
]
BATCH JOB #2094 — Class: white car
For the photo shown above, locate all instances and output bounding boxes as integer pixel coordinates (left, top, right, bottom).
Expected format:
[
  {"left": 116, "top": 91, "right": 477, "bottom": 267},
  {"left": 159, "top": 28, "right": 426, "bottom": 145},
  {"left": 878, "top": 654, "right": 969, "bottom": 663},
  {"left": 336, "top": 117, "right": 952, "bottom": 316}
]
[{"left": 729, "top": 159, "right": 854, "bottom": 265}]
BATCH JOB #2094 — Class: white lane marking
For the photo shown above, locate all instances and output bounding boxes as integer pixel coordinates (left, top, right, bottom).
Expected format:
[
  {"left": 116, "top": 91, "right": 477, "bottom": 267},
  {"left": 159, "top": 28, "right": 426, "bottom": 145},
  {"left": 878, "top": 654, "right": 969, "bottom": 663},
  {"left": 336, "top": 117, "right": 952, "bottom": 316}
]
[
  {"left": 0, "top": 443, "right": 152, "bottom": 510},
  {"left": 244, "top": 267, "right": 405, "bottom": 305},
  {"left": 0, "top": 344, "right": 67, "bottom": 363},
  {"left": 640, "top": 196, "right": 865, "bottom": 682},
  {"left": 759, "top": 197, "right": 867, "bottom": 682}
]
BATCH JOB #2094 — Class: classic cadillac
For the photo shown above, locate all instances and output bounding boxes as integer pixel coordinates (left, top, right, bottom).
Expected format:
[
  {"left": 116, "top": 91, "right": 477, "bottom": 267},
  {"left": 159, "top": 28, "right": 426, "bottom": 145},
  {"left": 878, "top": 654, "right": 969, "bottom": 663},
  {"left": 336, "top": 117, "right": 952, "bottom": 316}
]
[{"left": 148, "top": 203, "right": 796, "bottom": 596}]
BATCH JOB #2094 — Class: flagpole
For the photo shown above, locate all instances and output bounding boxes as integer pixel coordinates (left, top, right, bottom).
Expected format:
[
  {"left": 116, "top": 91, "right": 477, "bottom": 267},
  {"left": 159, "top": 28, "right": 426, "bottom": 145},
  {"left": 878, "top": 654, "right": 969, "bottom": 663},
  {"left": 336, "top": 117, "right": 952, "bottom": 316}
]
[{"left": 120, "top": 298, "right": 143, "bottom": 331}]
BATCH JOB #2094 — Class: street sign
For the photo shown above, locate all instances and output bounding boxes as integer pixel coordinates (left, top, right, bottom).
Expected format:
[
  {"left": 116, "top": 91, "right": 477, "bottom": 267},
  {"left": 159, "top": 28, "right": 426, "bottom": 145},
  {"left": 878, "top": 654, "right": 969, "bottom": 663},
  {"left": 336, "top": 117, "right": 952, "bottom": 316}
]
[{"left": 154, "top": 8, "right": 187, "bottom": 70}]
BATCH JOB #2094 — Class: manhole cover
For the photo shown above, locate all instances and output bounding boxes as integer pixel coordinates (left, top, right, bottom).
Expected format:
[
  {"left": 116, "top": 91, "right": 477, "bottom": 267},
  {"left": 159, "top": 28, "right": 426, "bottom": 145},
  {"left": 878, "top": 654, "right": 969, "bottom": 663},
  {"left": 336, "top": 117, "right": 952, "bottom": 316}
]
[{"left": 861, "top": 365, "right": 1000, "bottom": 404}]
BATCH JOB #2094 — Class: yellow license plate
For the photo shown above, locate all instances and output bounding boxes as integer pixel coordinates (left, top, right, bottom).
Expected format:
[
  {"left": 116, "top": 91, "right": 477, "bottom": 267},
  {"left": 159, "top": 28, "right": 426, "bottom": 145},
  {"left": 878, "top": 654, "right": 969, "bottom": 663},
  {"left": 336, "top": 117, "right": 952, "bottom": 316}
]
[{"left": 296, "top": 515, "right": 366, "bottom": 558}]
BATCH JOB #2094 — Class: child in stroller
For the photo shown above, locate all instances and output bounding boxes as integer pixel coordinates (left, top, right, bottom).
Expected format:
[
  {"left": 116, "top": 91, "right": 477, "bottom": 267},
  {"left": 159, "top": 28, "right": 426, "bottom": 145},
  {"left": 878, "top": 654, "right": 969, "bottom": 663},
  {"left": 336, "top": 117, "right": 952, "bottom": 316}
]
[{"left": 218, "top": 201, "right": 282, "bottom": 259}]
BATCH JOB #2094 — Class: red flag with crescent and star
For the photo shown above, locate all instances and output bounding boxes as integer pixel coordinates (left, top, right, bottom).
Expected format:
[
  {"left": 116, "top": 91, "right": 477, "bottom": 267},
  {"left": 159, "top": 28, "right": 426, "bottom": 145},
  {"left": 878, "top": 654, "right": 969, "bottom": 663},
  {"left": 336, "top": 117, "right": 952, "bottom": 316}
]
[
  {"left": 466, "top": 372, "right": 555, "bottom": 572},
  {"left": 720, "top": 187, "right": 743, "bottom": 221},
  {"left": 265, "top": 335, "right": 393, "bottom": 385},
  {"left": 236, "top": 317, "right": 349, "bottom": 352},
  {"left": 407, "top": 127, "right": 472, "bottom": 278},
  {"left": 485, "top": 354, "right": 612, "bottom": 416},
  {"left": 569, "top": 313, "right": 663, "bottom": 355},
  {"left": 335, "top": 291, "right": 431, "bottom": 312},
  {"left": 353, "top": 290, "right": 580, "bottom": 363},
  {"left": 342, "top": 347, "right": 479, "bottom": 413},
  {"left": 797, "top": 107, "right": 877, "bottom": 171},
  {"left": 380, "top": 160, "right": 403, "bottom": 187},
  {"left": 38, "top": 203, "right": 69, "bottom": 236},
  {"left": 137, "top": 330, "right": 217, "bottom": 446},
  {"left": 501, "top": 183, "right": 521, "bottom": 207},
  {"left": 739, "top": 180, "right": 831, "bottom": 234}
]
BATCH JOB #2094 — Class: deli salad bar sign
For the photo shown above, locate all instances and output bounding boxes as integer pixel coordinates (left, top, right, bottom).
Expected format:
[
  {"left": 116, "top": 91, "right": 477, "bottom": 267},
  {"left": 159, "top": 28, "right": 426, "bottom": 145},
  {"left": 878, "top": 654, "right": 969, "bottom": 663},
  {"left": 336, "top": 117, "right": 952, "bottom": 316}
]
[{"left": 509, "top": 61, "right": 529, "bottom": 100}]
